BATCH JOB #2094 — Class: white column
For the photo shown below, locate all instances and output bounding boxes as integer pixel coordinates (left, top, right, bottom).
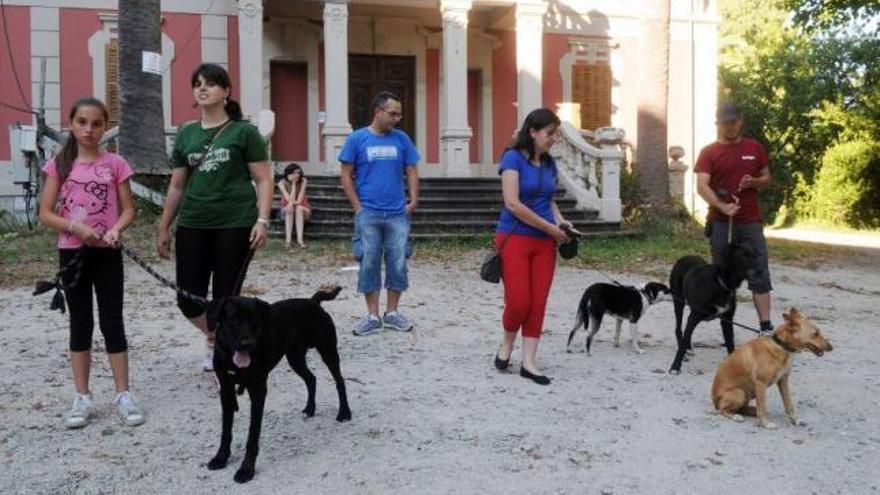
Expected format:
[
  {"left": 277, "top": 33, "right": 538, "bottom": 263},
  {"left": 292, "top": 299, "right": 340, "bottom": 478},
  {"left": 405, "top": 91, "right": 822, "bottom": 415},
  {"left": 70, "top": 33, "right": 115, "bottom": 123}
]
[
  {"left": 599, "top": 145, "right": 622, "bottom": 222},
  {"left": 515, "top": 0, "right": 547, "bottom": 123},
  {"left": 30, "top": 6, "right": 60, "bottom": 129},
  {"left": 238, "top": 0, "right": 264, "bottom": 120},
  {"left": 440, "top": 0, "right": 473, "bottom": 177},
  {"left": 201, "top": 15, "right": 229, "bottom": 70},
  {"left": 322, "top": 0, "right": 352, "bottom": 174}
]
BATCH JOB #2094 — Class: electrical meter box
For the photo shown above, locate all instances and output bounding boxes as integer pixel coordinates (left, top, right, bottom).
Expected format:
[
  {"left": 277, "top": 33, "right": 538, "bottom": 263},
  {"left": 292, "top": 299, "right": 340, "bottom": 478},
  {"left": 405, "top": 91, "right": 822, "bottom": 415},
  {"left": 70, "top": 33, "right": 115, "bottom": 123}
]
[{"left": 9, "top": 124, "right": 38, "bottom": 185}]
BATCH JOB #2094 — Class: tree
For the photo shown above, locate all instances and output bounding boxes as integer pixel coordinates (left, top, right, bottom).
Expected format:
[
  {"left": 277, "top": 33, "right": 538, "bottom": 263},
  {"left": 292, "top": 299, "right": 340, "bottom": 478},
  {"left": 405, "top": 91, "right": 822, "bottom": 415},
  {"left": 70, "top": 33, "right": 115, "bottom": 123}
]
[
  {"left": 719, "top": 0, "right": 880, "bottom": 225},
  {"left": 784, "top": 0, "right": 880, "bottom": 36},
  {"left": 118, "top": 0, "right": 166, "bottom": 174},
  {"left": 635, "top": 0, "right": 671, "bottom": 207}
]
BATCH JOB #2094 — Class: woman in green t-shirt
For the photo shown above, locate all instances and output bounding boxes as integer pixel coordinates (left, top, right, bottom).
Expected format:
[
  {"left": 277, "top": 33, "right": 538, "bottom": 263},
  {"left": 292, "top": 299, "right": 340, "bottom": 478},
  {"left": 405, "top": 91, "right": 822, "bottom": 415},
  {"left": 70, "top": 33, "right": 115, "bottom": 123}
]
[{"left": 156, "top": 63, "right": 273, "bottom": 372}]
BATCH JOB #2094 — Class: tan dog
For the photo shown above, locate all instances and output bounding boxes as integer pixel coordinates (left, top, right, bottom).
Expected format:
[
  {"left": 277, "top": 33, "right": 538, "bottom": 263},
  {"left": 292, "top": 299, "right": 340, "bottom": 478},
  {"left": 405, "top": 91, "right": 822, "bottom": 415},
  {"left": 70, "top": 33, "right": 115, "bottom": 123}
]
[{"left": 711, "top": 308, "right": 833, "bottom": 428}]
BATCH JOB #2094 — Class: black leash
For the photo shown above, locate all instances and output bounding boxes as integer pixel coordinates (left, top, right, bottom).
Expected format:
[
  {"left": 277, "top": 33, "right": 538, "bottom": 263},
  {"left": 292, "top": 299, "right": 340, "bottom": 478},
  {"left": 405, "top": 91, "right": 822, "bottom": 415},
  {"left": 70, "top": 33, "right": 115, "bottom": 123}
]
[
  {"left": 722, "top": 318, "right": 763, "bottom": 334},
  {"left": 231, "top": 248, "right": 255, "bottom": 296},
  {"left": 33, "top": 249, "right": 85, "bottom": 313},
  {"left": 117, "top": 244, "right": 210, "bottom": 308},
  {"left": 595, "top": 269, "right": 626, "bottom": 288},
  {"left": 35, "top": 244, "right": 256, "bottom": 313},
  {"left": 667, "top": 291, "right": 764, "bottom": 334},
  {"left": 120, "top": 244, "right": 254, "bottom": 308}
]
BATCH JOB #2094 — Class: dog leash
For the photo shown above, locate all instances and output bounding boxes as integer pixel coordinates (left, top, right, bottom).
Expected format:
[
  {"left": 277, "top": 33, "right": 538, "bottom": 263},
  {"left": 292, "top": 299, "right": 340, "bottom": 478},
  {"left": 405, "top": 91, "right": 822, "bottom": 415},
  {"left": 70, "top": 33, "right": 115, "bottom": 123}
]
[
  {"left": 727, "top": 194, "right": 739, "bottom": 245},
  {"left": 668, "top": 292, "right": 764, "bottom": 334},
  {"left": 33, "top": 249, "right": 85, "bottom": 313},
  {"left": 722, "top": 317, "right": 763, "bottom": 334},
  {"left": 36, "top": 241, "right": 256, "bottom": 312},
  {"left": 120, "top": 244, "right": 254, "bottom": 308},
  {"left": 231, "top": 248, "right": 256, "bottom": 296},
  {"left": 595, "top": 269, "right": 626, "bottom": 288},
  {"left": 715, "top": 188, "right": 740, "bottom": 245},
  {"left": 117, "top": 244, "right": 210, "bottom": 308}
]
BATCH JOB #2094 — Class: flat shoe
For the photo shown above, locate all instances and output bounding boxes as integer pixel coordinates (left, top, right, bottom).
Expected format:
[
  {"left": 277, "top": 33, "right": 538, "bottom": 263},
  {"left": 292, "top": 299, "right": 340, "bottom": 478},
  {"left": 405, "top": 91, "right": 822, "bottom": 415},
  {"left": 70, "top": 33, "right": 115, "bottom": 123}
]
[
  {"left": 520, "top": 366, "right": 551, "bottom": 385},
  {"left": 494, "top": 350, "right": 510, "bottom": 370}
]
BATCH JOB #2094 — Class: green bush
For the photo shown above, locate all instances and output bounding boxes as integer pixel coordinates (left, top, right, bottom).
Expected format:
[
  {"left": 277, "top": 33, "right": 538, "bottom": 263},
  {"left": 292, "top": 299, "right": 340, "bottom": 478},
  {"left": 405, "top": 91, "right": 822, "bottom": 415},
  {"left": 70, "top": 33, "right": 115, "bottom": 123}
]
[
  {"left": 803, "top": 139, "right": 880, "bottom": 228},
  {"left": 618, "top": 165, "right": 642, "bottom": 222}
]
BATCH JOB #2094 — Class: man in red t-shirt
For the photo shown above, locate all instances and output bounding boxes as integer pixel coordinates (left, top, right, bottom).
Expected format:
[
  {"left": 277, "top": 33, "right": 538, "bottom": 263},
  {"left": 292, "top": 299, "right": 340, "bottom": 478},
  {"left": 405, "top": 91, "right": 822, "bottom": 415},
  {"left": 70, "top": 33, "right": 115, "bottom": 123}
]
[{"left": 695, "top": 103, "right": 774, "bottom": 333}]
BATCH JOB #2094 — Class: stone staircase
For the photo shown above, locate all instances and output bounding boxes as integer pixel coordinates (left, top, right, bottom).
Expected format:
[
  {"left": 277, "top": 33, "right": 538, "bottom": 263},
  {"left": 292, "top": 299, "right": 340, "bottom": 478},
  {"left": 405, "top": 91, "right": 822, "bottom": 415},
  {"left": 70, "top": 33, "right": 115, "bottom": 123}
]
[{"left": 271, "top": 175, "right": 624, "bottom": 239}]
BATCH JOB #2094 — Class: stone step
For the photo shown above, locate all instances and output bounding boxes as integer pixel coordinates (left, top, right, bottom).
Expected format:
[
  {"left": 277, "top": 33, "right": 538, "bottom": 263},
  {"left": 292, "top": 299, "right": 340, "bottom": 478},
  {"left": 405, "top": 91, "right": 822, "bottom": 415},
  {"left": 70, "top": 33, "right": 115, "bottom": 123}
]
[
  {"left": 288, "top": 228, "right": 639, "bottom": 240},
  {"left": 279, "top": 196, "right": 582, "bottom": 211},
  {"left": 270, "top": 175, "right": 619, "bottom": 240},
  {"left": 274, "top": 218, "right": 620, "bottom": 236},
  {"left": 290, "top": 207, "right": 597, "bottom": 222},
  {"left": 284, "top": 187, "right": 568, "bottom": 200},
  {"left": 304, "top": 175, "right": 502, "bottom": 187}
]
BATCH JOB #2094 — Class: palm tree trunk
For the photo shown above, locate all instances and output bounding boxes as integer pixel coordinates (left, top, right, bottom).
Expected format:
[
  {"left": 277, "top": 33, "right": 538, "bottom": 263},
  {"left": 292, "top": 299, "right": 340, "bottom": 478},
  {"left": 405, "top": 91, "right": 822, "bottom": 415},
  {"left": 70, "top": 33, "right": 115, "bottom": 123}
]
[
  {"left": 636, "top": 0, "right": 671, "bottom": 206},
  {"left": 118, "top": 0, "right": 166, "bottom": 174}
]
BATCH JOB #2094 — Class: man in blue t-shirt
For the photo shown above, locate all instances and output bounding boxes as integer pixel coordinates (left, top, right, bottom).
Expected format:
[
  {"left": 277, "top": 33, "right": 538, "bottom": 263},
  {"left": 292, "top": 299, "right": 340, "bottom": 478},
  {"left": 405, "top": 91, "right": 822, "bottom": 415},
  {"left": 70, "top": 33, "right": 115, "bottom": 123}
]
[{"left": 339, "top": 91, "right": 421, "bottom": 336}]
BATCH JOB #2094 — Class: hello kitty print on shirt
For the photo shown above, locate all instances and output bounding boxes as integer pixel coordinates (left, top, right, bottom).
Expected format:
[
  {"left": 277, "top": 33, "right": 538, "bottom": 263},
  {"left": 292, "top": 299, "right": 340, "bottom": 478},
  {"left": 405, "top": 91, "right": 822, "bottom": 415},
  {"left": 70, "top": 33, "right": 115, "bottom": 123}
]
[{"left": 43, "top": 153, "right": 134, "bottom": 249}]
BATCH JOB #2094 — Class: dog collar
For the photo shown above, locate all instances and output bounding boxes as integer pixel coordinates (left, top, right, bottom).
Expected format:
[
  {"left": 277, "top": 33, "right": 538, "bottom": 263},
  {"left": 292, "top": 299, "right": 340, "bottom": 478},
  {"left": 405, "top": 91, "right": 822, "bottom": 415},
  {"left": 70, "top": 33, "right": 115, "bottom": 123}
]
[{"left": 770, "top": 333, "right": 797, "bottom": 353}]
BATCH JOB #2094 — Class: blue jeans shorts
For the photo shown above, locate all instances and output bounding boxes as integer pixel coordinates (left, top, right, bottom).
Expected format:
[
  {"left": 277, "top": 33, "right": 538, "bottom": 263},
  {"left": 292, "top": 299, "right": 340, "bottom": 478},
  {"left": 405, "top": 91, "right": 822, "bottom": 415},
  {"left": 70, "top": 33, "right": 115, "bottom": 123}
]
[{"left": 352, "top": 208, "right": 412, "bottom": 294}]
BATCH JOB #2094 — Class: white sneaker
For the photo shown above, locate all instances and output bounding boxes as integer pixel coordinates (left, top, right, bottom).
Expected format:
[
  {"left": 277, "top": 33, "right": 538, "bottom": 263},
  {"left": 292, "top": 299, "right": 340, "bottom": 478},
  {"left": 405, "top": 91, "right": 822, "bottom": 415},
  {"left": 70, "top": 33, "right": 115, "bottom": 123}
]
[
  {"left": 63, "top": 393, "right": 94, "bottom": 429},
  {"left": 113, "top": 391, "right": 146, "bottom": 426},
  {"left": 202, "top": 341, "right": 214, "bottom": 372}
]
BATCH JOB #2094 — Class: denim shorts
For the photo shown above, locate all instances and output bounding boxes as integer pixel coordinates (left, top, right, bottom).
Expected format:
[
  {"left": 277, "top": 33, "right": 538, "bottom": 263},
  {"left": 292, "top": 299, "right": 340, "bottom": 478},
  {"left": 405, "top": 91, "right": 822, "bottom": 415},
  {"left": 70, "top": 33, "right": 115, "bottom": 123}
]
[
  {"left": 352, "top": 208, "right": 411, "bottom": 294},
  {"left": 710, "top": 221, "right": 772, "bottom": 293}
]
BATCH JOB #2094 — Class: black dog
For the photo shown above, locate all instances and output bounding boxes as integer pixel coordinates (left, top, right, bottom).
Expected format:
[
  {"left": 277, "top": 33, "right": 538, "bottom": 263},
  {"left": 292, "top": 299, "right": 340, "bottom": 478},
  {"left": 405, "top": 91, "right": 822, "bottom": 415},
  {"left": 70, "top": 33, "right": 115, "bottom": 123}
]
[
  {"left": 668, "top": 242, "right": 755, "bottom": 374},
  {"left": 206, "top": 285, "right": 352, "bottom": 483},
  {"left": 567, "top": 282, "right": 671, "bottom": 355}
]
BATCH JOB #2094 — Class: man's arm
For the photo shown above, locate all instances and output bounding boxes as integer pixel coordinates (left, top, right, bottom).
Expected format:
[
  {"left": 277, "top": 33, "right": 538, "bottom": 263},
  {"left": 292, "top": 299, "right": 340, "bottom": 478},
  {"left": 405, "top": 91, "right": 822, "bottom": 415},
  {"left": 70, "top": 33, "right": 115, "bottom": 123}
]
[
  {"left": 405, "top": 165, "right": 419, "bottom": 215},
  {"left": 697, "top": 172, "right": 739, "bottom": 217},
  {"left": 739, "top": 166, "right": 771, "bottom": 191},
  {"left": 340, "top": 163, "right": 362, "bottom": 213}
]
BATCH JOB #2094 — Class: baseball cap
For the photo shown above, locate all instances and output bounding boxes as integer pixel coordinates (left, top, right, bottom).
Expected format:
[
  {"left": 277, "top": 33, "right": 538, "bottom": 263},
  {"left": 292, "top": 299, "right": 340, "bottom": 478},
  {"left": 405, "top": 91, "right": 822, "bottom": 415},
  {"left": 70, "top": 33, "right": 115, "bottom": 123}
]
[{"left": 716, "top": 103, "right": 742, "bottom": 123}]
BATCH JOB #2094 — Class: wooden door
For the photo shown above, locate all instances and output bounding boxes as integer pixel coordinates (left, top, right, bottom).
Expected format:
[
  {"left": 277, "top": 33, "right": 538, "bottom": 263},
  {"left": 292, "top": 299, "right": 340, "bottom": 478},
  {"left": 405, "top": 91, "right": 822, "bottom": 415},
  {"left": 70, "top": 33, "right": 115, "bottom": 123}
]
[
  {"left": 270, "top": 61, "right": 308, "bottom": 161},
  {"left": 468, "top": 69, "right": 481, "bottom": 163},
  {"left": 349, "top": 54, "right": 416, "bottom": 139}
]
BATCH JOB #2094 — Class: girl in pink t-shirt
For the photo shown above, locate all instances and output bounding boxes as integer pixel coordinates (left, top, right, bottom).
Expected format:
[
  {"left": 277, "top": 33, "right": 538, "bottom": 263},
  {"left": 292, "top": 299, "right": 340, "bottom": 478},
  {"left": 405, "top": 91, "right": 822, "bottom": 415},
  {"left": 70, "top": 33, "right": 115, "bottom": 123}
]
[{"left": 38, "top": 97, "right": 145, "bottom": 429}]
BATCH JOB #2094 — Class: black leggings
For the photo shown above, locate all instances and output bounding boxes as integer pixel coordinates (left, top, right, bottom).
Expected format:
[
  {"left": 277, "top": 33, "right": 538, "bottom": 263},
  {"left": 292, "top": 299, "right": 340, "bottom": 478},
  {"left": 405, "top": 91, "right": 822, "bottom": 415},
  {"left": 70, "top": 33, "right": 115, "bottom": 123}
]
[
  {"left": 60, "top": 248, "right": 127, "bottom": 353},
  {"left": 175, "top": 226, "right": 252, "bottom": 318}
]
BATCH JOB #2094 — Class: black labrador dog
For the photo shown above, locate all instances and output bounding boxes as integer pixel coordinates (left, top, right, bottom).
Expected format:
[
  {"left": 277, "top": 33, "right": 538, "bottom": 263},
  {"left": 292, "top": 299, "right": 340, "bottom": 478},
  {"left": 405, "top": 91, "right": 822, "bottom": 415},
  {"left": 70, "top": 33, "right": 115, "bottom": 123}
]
[
  {"left": 668, "top": 242, "right": 755, "bottom": 374},
  {"left": 206, "top": 285, "right": 352, "bottom": 483}
]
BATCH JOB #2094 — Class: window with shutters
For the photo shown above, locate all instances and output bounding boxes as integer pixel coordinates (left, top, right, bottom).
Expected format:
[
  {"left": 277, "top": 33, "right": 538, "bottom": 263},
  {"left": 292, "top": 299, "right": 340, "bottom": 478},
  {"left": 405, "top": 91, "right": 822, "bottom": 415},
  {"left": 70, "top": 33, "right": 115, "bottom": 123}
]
[
  {"left": 105, "top": 38, "right": 120, "bottom": 131},
  {"left": 572, "top": 62, "right": 612, "bottom": 131}
]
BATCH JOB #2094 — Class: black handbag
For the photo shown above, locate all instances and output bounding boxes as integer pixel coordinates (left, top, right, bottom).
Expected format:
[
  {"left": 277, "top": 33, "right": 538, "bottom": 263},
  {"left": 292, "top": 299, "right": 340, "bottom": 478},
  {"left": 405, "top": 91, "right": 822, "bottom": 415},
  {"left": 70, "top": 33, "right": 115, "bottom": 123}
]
[{"left": 480, "top": 232, "right": 513, "bottom": 283}]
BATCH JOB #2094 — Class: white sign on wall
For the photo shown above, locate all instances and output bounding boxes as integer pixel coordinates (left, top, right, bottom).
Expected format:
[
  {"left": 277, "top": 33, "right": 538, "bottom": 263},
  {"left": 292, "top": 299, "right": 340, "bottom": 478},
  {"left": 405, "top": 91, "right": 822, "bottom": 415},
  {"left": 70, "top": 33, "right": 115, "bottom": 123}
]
[{"left": 142, "top": 51, "right": 162, "bottom": 75}]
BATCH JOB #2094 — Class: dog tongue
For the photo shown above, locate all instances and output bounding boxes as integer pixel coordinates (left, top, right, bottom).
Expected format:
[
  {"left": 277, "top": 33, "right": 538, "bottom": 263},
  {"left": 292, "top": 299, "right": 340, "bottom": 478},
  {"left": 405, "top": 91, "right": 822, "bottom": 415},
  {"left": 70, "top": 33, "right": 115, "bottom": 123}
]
[{"left": 233, "top": 351, "right": 251, "bottom": 369}]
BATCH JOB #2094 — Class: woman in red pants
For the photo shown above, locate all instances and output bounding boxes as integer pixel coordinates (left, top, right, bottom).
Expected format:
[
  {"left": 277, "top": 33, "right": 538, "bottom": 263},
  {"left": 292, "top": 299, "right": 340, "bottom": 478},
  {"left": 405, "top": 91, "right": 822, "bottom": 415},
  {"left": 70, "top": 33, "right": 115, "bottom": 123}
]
[{"left": 493, "top": 108, "right": 572, "bottom": 385}]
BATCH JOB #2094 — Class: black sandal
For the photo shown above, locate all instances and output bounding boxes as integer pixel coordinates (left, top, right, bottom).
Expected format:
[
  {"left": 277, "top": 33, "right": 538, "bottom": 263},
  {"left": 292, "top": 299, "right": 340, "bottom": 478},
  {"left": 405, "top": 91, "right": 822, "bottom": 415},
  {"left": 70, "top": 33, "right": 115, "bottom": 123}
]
[
  {"left": 494, "top": 349, "right": 510, "bottom": 370},
  {"left": 520, "top": 366, "right": 551, "bottom": 385}
]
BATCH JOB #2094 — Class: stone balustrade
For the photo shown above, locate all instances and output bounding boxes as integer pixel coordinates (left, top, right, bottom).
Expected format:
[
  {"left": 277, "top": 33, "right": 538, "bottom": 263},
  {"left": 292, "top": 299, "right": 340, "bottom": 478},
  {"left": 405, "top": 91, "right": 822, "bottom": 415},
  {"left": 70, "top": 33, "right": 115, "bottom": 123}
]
[{"left": 551, "top": 121, "right": 623, "bottom": 222}]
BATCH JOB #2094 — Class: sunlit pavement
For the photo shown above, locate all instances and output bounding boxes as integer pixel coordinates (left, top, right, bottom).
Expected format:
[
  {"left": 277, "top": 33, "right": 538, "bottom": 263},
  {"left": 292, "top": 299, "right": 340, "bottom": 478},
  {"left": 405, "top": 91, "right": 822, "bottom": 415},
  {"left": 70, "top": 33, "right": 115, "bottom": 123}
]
[{"left": 765, "top": 227, "right": 880, "bottom": 249}]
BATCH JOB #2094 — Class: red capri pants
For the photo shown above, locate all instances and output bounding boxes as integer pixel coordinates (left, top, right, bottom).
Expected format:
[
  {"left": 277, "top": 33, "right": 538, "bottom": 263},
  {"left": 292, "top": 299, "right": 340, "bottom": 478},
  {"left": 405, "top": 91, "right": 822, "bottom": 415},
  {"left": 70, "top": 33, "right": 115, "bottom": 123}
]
[{"left": 495, "top": 233, "right": 557, "bottom": 338}]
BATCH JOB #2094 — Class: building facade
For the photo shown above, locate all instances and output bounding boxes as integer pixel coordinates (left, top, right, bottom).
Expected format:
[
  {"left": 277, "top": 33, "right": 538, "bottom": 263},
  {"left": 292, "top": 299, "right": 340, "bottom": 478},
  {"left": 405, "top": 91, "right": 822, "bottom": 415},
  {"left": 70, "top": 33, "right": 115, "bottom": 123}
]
[{"left": 0, "top": 0, "right": 718, "bottom": 215}]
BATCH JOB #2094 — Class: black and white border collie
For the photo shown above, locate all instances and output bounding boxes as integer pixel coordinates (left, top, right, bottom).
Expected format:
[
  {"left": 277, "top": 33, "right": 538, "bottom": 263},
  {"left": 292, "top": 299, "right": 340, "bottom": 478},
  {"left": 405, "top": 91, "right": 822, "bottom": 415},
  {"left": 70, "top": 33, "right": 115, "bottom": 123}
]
[{"left": 567, "top": 282, "right": 672, "bottom": 355}]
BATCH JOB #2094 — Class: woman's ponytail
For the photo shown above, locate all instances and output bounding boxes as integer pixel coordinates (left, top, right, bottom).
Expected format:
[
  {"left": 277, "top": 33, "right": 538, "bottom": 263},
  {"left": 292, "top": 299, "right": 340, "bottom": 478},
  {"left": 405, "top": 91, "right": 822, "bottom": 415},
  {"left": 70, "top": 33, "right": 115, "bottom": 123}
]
[{"left": 225, "top": 97, "right": 243, "bottom": 121}]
